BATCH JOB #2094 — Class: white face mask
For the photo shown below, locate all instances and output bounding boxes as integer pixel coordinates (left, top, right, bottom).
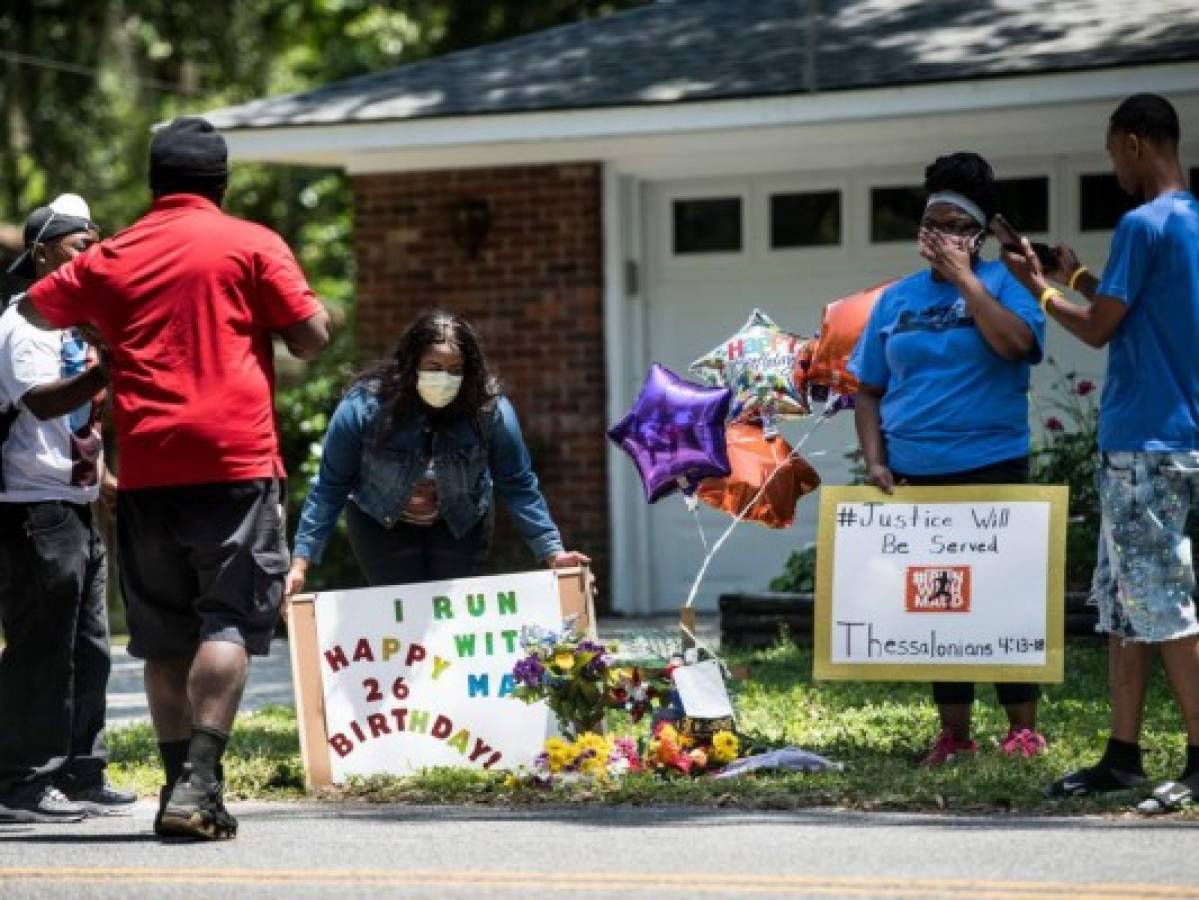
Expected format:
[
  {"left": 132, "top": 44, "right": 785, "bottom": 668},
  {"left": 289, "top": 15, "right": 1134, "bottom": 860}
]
[{"left": 416, "top": 371, "right": 463, "bottom": 408}]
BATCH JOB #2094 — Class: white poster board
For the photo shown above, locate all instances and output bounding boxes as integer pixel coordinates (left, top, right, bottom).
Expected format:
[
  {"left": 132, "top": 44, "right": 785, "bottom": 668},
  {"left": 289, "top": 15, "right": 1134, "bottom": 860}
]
[
  {"left": 309, "top": 570, "right": 562, "bottom": 782},
  {"left": 814, "top": 485, "right": 1067, "bottom": 683}
]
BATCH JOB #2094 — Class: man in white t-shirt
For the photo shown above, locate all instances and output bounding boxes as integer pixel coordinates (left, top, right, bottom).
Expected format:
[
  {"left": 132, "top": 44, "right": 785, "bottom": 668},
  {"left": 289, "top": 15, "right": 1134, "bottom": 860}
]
[{"left": 0, "top": 195, "right": 133, "bottom": 823}]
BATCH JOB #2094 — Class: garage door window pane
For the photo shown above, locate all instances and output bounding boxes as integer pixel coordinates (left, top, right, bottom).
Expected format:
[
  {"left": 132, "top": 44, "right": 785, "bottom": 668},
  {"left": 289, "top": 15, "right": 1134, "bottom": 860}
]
[
  {"left": 1079, "top": 173, "right": 1139, "bottom": 232},
  {"left": 673, "top": 197, "right": 742, "bottom": 254},
  {"left": 770, "top": 191, "right": 841, "bottom": 248},
  {"left": 996, "top": 177, "right": 1049, "bottom": 233},
  {"left": 870, "top": 186, "right": 924, "bottom": 242}
]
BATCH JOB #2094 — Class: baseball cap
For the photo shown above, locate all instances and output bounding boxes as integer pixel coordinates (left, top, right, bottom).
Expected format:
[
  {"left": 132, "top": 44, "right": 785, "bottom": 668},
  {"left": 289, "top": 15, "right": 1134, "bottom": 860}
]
[{"left": 6, "top": 193, "right": 97, "bottom": 279}]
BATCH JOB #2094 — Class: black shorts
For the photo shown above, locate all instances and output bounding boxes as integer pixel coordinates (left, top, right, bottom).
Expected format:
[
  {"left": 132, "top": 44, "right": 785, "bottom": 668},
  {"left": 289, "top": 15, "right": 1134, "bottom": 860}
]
[
  {"left": 891, "top": 456, "right": 1029, "bottom": 487},
  {"left": 117, "top": 479, "right": 288, "bottom": 659}
]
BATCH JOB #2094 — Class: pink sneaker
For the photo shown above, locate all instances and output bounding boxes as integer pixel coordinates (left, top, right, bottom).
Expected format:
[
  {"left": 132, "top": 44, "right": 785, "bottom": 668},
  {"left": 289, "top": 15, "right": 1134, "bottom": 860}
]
[
  {"left": 999, "top": 728, "right": 1047, "bottom": 758},
  {"left": 919, "top": 730, "right": 978, "bottom": 767}
]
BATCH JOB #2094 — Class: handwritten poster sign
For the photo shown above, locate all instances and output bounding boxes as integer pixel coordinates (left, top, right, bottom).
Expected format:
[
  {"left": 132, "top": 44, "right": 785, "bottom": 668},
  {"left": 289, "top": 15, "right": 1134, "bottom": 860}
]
[
  {"left": 287, "top": 568, "right": 595, "bottom": 787},
  {"left": 814, "top": 486, "right": 1068, "bottom": 683}
]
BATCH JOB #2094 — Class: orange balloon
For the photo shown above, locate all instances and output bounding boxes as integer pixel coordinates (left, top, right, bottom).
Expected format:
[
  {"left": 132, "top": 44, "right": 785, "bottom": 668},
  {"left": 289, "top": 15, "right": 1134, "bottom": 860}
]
[
  {"left": 697, "top": 424, "right": 820, "bottom": 529},
  {"left": 804, "top": 279, "right": 896, "bottom": 394}
]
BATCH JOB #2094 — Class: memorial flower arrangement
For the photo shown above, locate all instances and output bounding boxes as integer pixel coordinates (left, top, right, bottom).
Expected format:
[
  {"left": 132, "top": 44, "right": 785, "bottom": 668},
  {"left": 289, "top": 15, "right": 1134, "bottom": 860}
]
[
  {"left": 605, "top": 664, "right": 672, "bottom": 724},
  {"left": 643, "top": 721, "right": 741, "bottom": 776},
  {"left": 511, "top": 618, "right": 613, "bottom": 737},
  {"left": 533, "top": 733, "right": 642, "bottom": 780}
]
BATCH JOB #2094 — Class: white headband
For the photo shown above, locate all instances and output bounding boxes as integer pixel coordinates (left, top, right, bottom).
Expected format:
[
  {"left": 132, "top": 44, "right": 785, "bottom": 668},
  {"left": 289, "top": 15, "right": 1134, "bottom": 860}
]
[{"left": 925, "top": 191, "right": 986, "bottom": 228}]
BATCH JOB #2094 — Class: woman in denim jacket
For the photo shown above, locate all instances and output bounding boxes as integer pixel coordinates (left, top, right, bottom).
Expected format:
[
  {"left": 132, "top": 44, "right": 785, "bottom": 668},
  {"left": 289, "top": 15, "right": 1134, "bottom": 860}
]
[{"left": 286, "top": 311, "right": 589, "bottom": 594}]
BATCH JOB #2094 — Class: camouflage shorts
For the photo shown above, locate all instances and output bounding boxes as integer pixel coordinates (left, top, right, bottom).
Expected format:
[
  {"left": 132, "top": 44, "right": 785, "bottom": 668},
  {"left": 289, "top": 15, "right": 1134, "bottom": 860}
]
[{"left": 1092, "top": 451, "right": 1199, "bottom": 642}]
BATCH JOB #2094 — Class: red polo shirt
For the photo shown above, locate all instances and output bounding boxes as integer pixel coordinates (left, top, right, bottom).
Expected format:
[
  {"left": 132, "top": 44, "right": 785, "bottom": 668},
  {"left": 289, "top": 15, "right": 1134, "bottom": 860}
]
[{"left": 29, "top": 194, "right": 322, "bottom": 490}]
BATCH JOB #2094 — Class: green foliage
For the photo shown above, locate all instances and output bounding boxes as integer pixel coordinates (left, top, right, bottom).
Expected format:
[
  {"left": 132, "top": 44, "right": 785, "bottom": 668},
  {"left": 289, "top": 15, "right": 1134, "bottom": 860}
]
[
  {"left": 275, "top": 313, "right": 363, "bottom": 592},
  {"left": 0, "top": 1, "right": 646, "bottom": 233},
  {"left": 1028, "top": 360, "right": 1101, "bottom": 590},
  {"left": 769, "top": 544, "right": 816, "bottom": 593}
]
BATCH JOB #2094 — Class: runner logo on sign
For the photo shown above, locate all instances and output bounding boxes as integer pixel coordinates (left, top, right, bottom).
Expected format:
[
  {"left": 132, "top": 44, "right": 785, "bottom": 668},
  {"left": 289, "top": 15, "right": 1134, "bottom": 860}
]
[{"left": 905, "top": 566, "right": 971, "bottom": 612}]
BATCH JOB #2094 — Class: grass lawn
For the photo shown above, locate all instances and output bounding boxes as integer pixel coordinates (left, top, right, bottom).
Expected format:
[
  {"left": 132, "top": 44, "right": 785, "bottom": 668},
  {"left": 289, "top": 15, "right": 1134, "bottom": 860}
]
[{"left": 108, "top": 640, "right": 1197, "bottom": 816}]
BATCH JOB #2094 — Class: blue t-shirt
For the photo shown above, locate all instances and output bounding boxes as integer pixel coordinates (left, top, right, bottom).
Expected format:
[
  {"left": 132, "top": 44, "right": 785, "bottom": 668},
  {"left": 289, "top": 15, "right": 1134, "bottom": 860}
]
[
  {"left": 848, "top": 260, "right": 1044, "bottom": 476},
  {"left": 1097, "top": 191, "right": 1199, "bottom": 451}
]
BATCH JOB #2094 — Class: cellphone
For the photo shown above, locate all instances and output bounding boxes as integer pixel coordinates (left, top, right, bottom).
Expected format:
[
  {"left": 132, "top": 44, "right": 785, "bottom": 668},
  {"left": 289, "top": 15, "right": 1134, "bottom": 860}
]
[{"left": 990, "top": 213, "right": 1058, "bottom": 270}]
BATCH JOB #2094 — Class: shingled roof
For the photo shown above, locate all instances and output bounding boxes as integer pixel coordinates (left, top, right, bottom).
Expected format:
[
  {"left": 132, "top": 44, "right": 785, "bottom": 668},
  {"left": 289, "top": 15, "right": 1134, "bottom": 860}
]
[{"left": 205, "top": 0, "right": 1199, "bottom": 131}]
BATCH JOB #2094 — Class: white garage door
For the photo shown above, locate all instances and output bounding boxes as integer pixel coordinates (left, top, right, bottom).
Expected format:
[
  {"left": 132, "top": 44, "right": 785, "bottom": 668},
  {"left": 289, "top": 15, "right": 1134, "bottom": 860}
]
[{"left": 634, "top": 161, "right": 1130, "bottom": 613}]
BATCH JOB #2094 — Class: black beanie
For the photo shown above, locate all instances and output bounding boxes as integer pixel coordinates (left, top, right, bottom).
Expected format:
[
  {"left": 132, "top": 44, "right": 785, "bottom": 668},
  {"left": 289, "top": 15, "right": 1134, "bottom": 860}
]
[{"left": 149, "top": 117, "right": 228, "bottom": 194}]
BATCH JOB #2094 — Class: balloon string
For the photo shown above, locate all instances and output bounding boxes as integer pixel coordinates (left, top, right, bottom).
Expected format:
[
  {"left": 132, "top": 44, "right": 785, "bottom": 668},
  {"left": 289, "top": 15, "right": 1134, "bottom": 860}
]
[
  {"left": 679, "top": 618, "right": 733, "bottom": 684},
  {"left": 682, "top": 411, "right": 832, "bottom": 611},
  {"left": 689, "top": 503, "right": 710, "bottom": 552}
]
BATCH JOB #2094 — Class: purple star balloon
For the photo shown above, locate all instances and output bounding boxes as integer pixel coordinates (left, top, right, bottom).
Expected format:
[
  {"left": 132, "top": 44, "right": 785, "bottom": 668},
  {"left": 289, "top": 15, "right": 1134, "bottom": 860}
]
[{"left": 608, "top": 364, "right": 732, "bottom": 504}]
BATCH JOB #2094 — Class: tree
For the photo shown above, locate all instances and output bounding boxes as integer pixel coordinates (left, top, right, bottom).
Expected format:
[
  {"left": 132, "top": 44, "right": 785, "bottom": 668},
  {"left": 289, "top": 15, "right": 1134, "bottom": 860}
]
[{"left": 2, "top": 0, "right": 643, "bottom": 590}]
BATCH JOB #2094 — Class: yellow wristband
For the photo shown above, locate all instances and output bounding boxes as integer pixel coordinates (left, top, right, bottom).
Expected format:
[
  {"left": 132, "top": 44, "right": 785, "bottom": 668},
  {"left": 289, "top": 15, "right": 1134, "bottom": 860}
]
[
  {"left": 1039, "top": 286, "right": 1061, "bottom": 312},
  {"left": 1068, "top": 266, "right": 1089, "bottom": 291}
]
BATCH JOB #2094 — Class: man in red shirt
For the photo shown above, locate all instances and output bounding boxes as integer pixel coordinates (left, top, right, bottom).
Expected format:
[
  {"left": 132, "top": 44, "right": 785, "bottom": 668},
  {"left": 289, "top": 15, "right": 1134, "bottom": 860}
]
[{"left": 24, "top": 117, "right": 331, "bottom": 840}]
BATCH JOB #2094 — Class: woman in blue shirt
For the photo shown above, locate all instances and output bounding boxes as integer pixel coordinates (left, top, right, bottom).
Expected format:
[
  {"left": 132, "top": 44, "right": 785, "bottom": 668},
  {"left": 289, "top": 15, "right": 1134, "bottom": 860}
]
[
  {"left": 849, "top": 153, "right": 1047, "bottom": 766},
  {"left": 286, "top": 311, "right": 588, "bottom": 595}
]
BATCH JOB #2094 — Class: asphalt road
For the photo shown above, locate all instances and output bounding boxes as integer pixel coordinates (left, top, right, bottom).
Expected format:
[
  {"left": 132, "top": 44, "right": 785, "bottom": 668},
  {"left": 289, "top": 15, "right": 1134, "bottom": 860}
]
[
  {"left": 104, "top": 641, "right": 296, "bottom": 728},
  {"left": 1, "top": 802, "right": 1197, "bottom": 899}
]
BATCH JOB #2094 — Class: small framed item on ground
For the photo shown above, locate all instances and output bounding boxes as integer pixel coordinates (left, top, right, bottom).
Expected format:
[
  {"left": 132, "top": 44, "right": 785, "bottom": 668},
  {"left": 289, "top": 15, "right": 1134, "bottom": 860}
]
[
  {"left": 287, "top": 567, "right": 596, "bottom": 789},
  {"left": 813, "top": 486, "right": 1068, "bottom": 683}
]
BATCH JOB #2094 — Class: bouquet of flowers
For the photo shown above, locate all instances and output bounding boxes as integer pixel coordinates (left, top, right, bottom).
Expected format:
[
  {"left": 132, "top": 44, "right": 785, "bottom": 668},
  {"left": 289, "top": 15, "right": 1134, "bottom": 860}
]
[
  {"left": 511, "top": 617, "right": 613, "bottom": 738},
  {"left": 534, "top": 733, "right": 642, "bottom": 781},
  {"left": 643, "top": 721, "right": 741, "bottom": 776},
  {"left": 606, "top": 665, "right": 673, "bottom": 723}
]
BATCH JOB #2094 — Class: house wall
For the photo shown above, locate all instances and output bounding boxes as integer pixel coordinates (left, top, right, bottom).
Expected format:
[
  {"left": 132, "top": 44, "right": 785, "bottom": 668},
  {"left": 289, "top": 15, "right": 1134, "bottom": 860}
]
[{"left": 351, "top": 163, "right": 609, "bottom": 596}]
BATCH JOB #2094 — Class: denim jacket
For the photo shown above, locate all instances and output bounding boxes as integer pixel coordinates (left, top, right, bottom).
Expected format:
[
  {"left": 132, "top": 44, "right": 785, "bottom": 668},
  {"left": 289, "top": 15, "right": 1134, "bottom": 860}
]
[{"left": 293, "top": 384, "right": 564, "bottom": 565}]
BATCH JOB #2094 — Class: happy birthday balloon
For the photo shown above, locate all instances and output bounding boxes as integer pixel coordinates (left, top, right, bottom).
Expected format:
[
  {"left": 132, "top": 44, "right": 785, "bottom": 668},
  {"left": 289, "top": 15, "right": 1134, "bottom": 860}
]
[
  {"left": 805, "top": 280, "right": 895, "bottom": 395},
  {"left": 689, "top": 309, "right": 810, "bottom": 438},
  {"left": 608, "top": 364, "right": 732, "bottom": 504},
  {"left": 697, "top": 424, "right": 820, "bottom": 529}
]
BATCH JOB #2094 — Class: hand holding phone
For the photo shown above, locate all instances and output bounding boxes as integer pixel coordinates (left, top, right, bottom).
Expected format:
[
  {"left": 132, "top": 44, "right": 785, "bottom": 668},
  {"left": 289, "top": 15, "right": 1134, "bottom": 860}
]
[{"left": 990, "top": 213, "right": 1058, "bottom": 271}]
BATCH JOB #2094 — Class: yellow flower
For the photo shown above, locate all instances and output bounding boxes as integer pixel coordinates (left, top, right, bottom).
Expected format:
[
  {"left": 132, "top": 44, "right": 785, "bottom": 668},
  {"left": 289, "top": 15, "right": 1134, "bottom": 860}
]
[
  {"left": 553, "top": 649, "right": 575, "bottom": 670},
  {"left": 579, "top": 754, "right": 607, "bottom": 777},
  {"left": 544, "top": 736, "right": 570, "bottom": 756},
  {"left": 577, "top": 732, "right": 612, "bottom": 758},
  {"left": 547, "top": 748, "right": 573, "bottom": 772},
  {"left": 711, "top": 730, "right": 740, "bottom": 764}
]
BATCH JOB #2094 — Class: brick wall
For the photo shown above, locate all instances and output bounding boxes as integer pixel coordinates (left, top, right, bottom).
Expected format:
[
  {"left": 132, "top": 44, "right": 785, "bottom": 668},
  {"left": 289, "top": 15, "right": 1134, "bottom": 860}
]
[{"left": 352, "top": 163, "right": 609, "bottom": 604}]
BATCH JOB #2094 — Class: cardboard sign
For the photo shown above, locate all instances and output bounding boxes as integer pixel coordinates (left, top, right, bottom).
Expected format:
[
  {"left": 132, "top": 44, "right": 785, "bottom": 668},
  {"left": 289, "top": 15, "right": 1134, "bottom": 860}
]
[
  {"left": 287, "top": 567, "right": 596, "bottom": 788},
  {"left": 672, "top": 659, "right": 735, "bottom": 720},
  {"left": 814, "top": 485, "right": 1068, "bottom": 683}
]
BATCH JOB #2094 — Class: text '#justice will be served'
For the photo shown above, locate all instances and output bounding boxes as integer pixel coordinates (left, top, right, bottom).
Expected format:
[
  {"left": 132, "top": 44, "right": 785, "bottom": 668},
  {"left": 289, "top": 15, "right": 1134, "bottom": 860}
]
[{"left": 835, "top": 502, "right": 1011, "bottom": 555}]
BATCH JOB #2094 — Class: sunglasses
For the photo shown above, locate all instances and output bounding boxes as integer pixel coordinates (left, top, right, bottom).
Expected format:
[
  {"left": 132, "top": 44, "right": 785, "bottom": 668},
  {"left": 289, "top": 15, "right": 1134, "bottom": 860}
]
[{"left": 918, "top": 218, "right": 980, "bottom": 237}]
